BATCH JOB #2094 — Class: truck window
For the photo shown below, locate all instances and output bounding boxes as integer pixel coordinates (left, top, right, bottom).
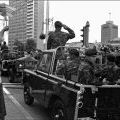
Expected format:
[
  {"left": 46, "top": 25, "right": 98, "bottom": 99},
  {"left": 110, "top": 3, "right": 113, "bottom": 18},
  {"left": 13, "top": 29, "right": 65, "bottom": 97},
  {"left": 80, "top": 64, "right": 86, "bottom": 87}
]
[{"left": 37, "top": 53, "right": 52, "bottom": 73}]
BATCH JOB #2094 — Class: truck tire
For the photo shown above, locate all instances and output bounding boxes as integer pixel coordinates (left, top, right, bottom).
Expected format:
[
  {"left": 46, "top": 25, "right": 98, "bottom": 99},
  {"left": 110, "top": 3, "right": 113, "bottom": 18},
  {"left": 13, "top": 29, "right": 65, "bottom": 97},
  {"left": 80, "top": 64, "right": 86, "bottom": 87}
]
[
  {"left": 50, "top": 99, "right": 67, "bottom": 120},
  {"left": 24, "top": 83, "right": 34, "bottom": 105},
  {"left": 1, "top": 70, "right": 4, "bottom": 76}
]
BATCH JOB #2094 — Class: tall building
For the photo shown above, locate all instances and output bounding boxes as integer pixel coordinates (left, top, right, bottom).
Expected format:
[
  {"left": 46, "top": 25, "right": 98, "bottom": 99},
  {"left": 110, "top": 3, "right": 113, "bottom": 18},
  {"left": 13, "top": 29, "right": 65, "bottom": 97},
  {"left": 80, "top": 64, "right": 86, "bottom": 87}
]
[
  {"left": 9, "top": 0, "right": 27, "bottom": 47},
  {"left": 101, "top": 21, "right": 118, "bottom": 43},
  {"left": 9, "top": 0, "right": 44, "bottom": 50},
  {"left": 26, "top": 0, "right": 44, "bottom": 50}
]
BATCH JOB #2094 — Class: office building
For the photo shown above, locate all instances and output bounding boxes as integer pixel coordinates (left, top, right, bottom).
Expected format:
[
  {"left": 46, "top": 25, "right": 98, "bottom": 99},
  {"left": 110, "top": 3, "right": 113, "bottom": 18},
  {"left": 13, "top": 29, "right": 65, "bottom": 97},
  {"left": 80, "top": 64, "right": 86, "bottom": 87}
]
[
  {"left": 101, "top": 20, "right": 118, "bottom": 44},
  {"left": 9, "top": 0, "right": 27, "bottom": 47},
  {"left": 26, "top": 0, "right": 44, "bottom": 50},
  {"left": 9, "top": 0, "right": 44, "bottom": 50}
]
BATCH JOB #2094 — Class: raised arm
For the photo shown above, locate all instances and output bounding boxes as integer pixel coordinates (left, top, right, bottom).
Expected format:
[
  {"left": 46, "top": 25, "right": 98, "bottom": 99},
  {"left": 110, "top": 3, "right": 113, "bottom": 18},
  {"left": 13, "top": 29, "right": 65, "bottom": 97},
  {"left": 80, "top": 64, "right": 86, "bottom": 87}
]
[{"left": 62, "top": 24, "right": 75, "bottom": 39}]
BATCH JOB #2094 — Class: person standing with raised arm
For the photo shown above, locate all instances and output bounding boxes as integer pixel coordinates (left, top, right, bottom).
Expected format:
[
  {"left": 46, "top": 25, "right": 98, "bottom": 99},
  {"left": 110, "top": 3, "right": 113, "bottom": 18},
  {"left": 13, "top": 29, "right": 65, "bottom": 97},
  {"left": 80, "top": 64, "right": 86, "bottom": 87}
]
[
  {"left": 40, "top": 21, "right": 75, "bottom": 50},
  {"left": 47, "top": 21, "right": 75, "bottom": 49}
]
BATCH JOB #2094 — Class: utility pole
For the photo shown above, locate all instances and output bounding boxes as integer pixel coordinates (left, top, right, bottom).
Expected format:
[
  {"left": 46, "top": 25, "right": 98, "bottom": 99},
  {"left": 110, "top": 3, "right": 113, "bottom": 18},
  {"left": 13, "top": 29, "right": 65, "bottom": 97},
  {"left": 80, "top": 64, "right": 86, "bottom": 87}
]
[{"left": 44, "top": 0, "right": 49, "bottom": 50}]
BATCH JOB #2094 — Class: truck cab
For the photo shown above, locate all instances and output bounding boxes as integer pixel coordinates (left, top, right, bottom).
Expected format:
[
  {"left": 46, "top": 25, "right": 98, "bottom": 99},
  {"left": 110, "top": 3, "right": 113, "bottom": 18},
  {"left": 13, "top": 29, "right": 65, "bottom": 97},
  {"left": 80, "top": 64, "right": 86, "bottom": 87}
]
[{"left": 23, "top": 46, "right": 120, "bottom": 120}]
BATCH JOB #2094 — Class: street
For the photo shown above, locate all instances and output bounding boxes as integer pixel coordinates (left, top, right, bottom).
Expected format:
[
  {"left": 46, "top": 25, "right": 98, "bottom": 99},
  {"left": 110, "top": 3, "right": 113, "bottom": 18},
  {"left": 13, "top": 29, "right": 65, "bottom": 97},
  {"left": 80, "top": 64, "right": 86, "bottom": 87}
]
[{"left": 1, "top": 76, "right": 49, "bottom": 120}]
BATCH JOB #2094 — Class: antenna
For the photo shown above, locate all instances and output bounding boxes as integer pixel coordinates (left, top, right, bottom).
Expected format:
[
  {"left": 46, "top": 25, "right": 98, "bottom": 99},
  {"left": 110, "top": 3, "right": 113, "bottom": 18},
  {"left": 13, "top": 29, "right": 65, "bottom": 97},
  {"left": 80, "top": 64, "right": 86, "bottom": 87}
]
[{"left": 109, "top": 12, "right": 111, "bottom": 21}]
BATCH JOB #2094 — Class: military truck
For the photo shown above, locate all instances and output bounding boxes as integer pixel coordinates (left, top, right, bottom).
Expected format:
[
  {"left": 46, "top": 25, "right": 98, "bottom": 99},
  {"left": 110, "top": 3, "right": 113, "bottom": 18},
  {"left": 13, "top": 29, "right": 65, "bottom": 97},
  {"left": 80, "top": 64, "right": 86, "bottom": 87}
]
[{"left": 23, "top": 46, "right": 120, "bottom": 120}]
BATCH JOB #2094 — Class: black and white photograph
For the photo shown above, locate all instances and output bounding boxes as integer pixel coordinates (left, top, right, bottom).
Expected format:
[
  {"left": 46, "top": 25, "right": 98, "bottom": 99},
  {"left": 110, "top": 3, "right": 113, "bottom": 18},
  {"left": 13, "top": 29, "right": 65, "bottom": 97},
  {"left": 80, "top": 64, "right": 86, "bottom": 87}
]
[{"left": 0, "top": 0, "right": 120, "bottom": 120}]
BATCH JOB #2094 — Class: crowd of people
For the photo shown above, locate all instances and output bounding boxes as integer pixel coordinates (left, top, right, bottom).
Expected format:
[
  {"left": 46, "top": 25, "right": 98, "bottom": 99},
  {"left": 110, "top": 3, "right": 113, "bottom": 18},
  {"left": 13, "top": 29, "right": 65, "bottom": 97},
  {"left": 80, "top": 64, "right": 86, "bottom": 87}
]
[
  {"left": 0, "top": 20, "right": 120, "bottom": 119},
  {"left": 41, "top": 20, "right": 120, "bottom": 86},
  {"left": 1, "top": 20, "right": 120, "bottom": 87},
  {"left": 55, "top": 44, "right": 120, "bottom": 86}
]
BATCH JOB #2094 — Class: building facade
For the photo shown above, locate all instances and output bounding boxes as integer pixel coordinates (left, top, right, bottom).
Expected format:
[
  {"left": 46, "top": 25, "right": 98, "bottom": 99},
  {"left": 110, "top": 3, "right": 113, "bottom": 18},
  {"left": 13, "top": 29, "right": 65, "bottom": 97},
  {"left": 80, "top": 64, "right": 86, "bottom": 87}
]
[
  {"left": 9, "top": 0, "right": 27, "bottom": 47},
  {"left": 101, "top": 21, "right": 118, "bottom": 44},
  {"left": 9, "top": 0, "right": 44, "bottom": 50}
]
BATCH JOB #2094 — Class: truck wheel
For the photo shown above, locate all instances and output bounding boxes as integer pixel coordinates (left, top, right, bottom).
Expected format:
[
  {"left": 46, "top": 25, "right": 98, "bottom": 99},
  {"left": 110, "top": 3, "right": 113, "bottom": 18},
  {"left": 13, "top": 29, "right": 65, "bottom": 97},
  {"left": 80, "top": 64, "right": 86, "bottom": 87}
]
[
  {"left": 50, "top": 100, "right": 67, "bottom": 120},
  {"left": 24, "top": 84, "right": 34, "bottom": 105},
  {"left": 1, "top": 70, "right": 4, "bottom": 76}
]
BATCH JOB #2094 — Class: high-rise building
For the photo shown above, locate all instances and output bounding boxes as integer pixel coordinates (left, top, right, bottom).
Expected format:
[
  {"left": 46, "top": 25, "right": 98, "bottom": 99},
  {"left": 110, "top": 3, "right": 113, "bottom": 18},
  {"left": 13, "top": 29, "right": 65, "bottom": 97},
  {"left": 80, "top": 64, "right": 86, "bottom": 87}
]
[
  {"left": 9, "top": 0, "right": 27, "bottom": 47},
  {"left": 101, "top": 21, "right": 118, "bottom": 43},
  {"left": 9, "top": 0, "right": 44, "bottom": 50},
  {"left": 26, "top": 0, "right": 44, "bottom": 50}
]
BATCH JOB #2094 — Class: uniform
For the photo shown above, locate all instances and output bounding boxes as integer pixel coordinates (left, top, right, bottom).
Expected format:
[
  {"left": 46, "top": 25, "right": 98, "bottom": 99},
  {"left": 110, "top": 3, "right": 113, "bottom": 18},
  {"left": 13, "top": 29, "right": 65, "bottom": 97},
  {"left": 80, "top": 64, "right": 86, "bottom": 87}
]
[
  {"left": 56, "top": 48, "right": 80, "bottom": 80},
  {"left": 78, "top": 60, "right": 94, "bottom": 85},
  {"left": 47, "top": 28, "right": 75, "bottom": 49},
  {"left": 56, "top": 57, "right": 80, "bottom": 80},
  {"left": 100, "top": 54, "right": 118, "bottom": 84}
]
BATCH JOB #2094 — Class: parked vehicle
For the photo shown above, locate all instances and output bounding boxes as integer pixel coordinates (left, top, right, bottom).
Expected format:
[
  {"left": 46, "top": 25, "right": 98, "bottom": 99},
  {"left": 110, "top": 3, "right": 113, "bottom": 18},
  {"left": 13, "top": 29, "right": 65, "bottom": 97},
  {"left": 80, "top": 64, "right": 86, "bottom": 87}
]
[
  {"left": 23, "top": 46, "right": 120, "bottom": 120},
  {"left": 7, "top": 55, "right": 38, "bottom": 83},
  {"left": 1, "top": 50, "right": 24, "bottom": 77}
]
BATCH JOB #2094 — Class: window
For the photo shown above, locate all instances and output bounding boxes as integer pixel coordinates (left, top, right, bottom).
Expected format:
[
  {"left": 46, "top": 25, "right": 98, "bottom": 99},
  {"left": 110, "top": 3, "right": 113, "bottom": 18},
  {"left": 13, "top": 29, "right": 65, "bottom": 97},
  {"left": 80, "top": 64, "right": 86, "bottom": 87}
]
[{"left": 37, "top": 53, "right": 52, "bottom": 73}]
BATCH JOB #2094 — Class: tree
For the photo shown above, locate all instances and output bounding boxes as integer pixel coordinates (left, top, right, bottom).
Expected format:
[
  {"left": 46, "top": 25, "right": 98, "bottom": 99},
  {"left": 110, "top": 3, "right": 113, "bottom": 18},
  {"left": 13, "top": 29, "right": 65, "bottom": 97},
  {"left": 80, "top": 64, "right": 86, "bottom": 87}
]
[
  {"left": 14, "top": 40, "right": 24, "bottom": 51},
  {"left": 26, "top": 38, "right": 36, "bottom": 53}
]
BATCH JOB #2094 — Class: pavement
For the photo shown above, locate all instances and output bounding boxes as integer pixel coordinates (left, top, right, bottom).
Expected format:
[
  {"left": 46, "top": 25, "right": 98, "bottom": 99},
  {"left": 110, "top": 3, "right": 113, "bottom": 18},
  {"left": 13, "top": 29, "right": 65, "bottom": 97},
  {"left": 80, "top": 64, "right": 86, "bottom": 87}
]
[
  {"left": 3, "top": 87, "right": 35, "bottom": 120},
  {"left": 1, "top": 76, "right": 35, "bottom": 120}
]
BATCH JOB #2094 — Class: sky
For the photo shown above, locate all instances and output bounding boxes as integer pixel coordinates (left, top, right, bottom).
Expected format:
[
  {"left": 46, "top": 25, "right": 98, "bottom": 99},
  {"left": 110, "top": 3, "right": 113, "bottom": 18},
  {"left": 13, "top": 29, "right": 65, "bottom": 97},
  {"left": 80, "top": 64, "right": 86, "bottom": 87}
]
[
  {"left": 1, "top": 1, "right": 120, "bottom": 44},
  {"left": 49, "top": 1, "right": 120, "bottom": 43}
]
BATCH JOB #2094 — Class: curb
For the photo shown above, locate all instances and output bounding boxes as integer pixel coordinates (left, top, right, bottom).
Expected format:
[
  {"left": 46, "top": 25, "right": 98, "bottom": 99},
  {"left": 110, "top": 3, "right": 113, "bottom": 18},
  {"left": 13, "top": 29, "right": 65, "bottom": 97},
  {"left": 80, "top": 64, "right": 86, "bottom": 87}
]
[{"left": 3, "top": 83, "right": 23, "bottom": 89}]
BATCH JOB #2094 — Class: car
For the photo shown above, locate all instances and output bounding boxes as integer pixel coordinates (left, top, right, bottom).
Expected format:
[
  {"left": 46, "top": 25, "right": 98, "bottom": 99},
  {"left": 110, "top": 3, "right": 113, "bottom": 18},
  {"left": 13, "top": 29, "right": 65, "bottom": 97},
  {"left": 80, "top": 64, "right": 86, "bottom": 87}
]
[
  {"left": 7, "top": 55, "right": 38, "bottom": 83},
  {"left": 1, "top": 50, "right": 16, "bottom": 76},
  {"left": 23, "top": 46, "right": 120, "bottom": 120}
]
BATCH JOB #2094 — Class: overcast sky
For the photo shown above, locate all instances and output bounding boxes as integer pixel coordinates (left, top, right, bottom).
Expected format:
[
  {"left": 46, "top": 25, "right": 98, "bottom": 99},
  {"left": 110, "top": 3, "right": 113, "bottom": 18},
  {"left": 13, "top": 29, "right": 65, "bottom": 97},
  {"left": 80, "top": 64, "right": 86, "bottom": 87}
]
[
  {"left": 1, "top": 1, "right": 120, "bottom": 43},
  {"left": 49, "top": 1, "right": 120, "bottom": 43}
]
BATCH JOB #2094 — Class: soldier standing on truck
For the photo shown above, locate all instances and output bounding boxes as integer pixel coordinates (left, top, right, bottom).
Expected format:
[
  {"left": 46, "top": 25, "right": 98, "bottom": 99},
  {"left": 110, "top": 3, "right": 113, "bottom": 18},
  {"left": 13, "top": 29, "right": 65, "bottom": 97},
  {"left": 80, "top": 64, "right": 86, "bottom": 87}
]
[{"left": 47, "top": 21, "right": 75, "bottom": 50}]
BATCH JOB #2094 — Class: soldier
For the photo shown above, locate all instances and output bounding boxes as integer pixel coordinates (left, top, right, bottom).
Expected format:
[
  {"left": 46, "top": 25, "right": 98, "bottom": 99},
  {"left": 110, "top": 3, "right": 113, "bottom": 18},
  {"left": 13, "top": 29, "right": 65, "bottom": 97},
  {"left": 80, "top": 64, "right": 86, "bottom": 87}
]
[
  {"left": 47, "top": 21, "right": 75, "bottom": 49},
  {"left": 56, "top": 48, "right": 80, "bottom": 80},
  {"left": 101, "top": 53, "right": 118, "bottom": 85},
  {"left": 114, "top": 54, "right": 120, "bottom": 84},
  {"left": 78, "top": 56, "right": 94, "bottom": 85}
]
